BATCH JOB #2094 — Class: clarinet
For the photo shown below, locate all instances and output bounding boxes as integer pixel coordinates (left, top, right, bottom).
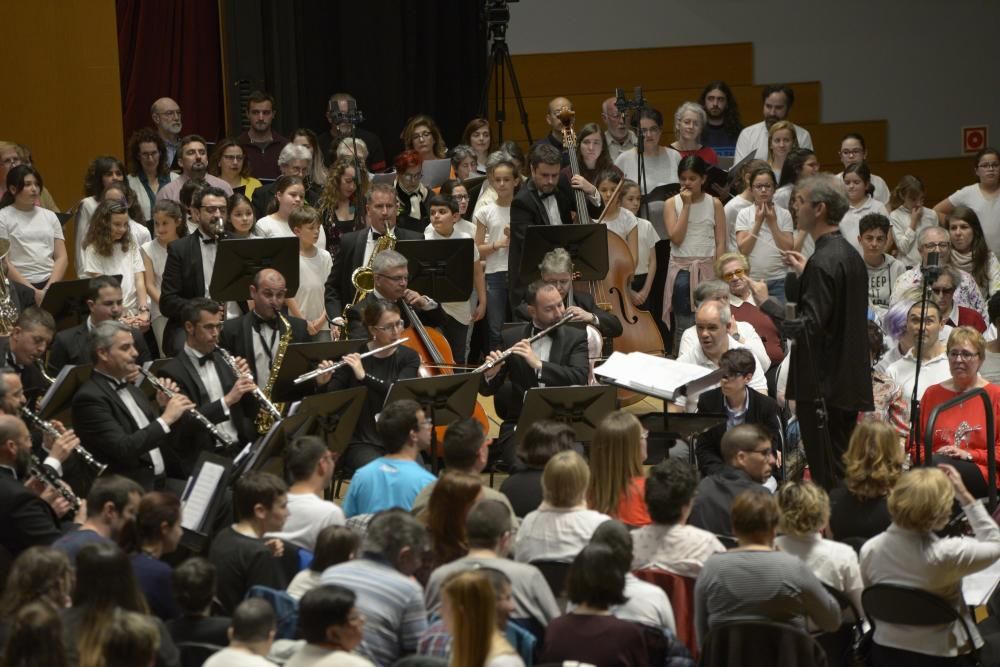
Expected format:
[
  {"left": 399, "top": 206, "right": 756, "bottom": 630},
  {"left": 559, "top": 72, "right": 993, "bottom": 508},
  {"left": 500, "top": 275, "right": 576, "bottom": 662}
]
[
  {"left": 216, "top": 347, "right": 282, "bottom": 424},
  {"left": 30, "top": 454, "right": 81, "bottom": 513},
  {"left": 138, "top": 369, "right": 235, "bottom": 449},
  {"left": 20, "top": 407, "right": 108, "bottom": 476}
]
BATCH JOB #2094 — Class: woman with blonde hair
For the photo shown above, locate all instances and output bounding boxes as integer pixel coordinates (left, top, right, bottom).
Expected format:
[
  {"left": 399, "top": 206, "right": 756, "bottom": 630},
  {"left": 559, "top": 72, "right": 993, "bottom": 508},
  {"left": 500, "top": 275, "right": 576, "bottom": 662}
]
[
  {"left": 829, "top": 420, "right": 903, "bottom": 542},
  {"left": 317, "top": 156, "right": 370, "bottom": 258},
  {"left": 766, "top": 120, "right": 799, "bottom": 182},
  {"left": 442, "top": 570, "right": 524, "bottom": 667},
  {"left": 776, "top": 480, "right": 863, "bottom": 614},
  {"left": 861, "top": 465, "right": 1000, "bottom": 665},
  {"left": 588, "top": 410, "right": 650, "bottom": 526}
]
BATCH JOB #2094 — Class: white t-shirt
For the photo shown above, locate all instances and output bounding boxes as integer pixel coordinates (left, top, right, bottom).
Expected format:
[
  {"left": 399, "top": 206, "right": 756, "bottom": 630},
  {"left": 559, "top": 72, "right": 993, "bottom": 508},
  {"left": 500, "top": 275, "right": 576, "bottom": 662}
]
[
  {"left": 724, "top": 195, "right": 754, "bottom": 252},
  {"left": 981, "top": 349, "right": 1000, "bottom": 385},
  {"left": 603, "top": 208, "right": 639, "bottom": 245},
  {"left": 141, "top": 239, "right": 169, "bottom": 319},
  {"left": 678, "top": 322, "right": 771, "bottom": 374},
  {"left": 773, "top": 184, "right": 793, "bottom": 210},
  {"left": 130, "top": 219, "right": 152, "bottom": 247},
  {"left": 203, "top": 647, "right": 275, "bottom": 667},
  {"left": 634, "top": 216, "right": 659, "bottom": 276},
  {"left": 82, "top": 241, "right": 145, "bottom": 312},
  {"left": 670, "top": 195, "right": 717, "bottom": 258},
  {"left": 0, "top": 205, "right": 64, "bottom": 284},
  {"left": 297, "top": 249, "right": 334, "bottom": 330},
  {"left": 836, "top": 171, "right": 890, "bottom": 205},
  {"left": 840, "top": 197, "right": 889, "bottom": 255},
  {"left": 256, "top": 215, "right": 327, "bottom": 253},
  {"left": 889, "top": 206, "right": 940, "bottom": 268},
  {"left": 614, "top": 147, "right": 680, "bottom": 189},
  {"left": 734, "top": 203, "right": 794, "bottom": 281},
  {"left": 265, "top": 492, "right": 345, "bottom": 552},
  {"left": 733, "top": 121, "right": 814, "bottom": 163},
  {"left": 949, "top": 184, "right": 1000, "bottom": 257},
  {"left": 424, "top": 226, "right": 479, "bottom": 325},
  {"left": 475, "top": 201, "right": 511, "bottom": 274},
  {"left": 887, "top": 351, "right": 951, "bottom": 404}
]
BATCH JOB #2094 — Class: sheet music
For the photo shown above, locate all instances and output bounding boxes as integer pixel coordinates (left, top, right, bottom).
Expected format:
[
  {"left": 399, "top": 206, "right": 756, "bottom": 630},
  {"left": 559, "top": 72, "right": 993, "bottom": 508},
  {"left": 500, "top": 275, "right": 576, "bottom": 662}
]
[
  {"left": 38, "top": 365, "right": 76, "bottom": 412},
  {"left": 963, "top": 558, "right": 1000, "bottom": 607},
  {"left": 181, "top": 461, "right": 225, "bottom": 532},
  {"left": 594, "top": 352, "right": 717, "bottom": 400}
]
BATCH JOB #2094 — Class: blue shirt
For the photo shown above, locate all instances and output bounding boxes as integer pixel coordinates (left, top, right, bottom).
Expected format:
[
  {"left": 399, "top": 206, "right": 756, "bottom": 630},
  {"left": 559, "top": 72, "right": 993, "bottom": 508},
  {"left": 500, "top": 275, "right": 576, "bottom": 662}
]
[
  {"left": 342, "top": 456, "right": 435, "bottom": 518},
  {"left": 51, "top": 528, "right": 109, "bottom": 561}
]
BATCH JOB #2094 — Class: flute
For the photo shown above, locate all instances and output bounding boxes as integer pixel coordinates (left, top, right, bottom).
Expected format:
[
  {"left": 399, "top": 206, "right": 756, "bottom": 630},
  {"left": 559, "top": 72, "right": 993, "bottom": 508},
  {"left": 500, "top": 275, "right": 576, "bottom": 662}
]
[
  {"left": 138, "top": 369, "right": 235, "bottom": 448},
  {"left": 473, "top": 313, "right": 574, "bottom": 373},
  {"left": 293, "top": 338, "right": 410, "bottom": 385},
  {"left": 31, "top": 454, "right": 80, "bottom": 513},
  {"left": 20, "top": 407, "right": 108, "bottom": 476},
  {"left": 215, "top": 347, "right": 282, "bottom": 422}
]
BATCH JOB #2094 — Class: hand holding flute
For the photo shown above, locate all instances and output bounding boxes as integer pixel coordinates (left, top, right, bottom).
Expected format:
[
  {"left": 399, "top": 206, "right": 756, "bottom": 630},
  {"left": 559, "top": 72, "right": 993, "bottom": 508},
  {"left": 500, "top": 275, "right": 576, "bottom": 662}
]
[{"left": 293, "top": 338, "right": 410, "bottom": 385}]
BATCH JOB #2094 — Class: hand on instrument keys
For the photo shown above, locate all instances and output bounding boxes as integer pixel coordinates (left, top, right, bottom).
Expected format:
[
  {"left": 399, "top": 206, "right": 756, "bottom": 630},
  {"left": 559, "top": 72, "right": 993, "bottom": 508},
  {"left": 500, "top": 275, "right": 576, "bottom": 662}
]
[
  {"left": 313, "top": 359, "right": 345, "bottom": 385},
  {"left": 154, "top": 377, "right": 183, "bottom": 408},
  {"left": 161, "top": 393, "right": 195, "bottom": 426},
  {"left": 48, "top": 429, "right": 80, "bottom": 464},
  {"left": 224, "top": 376, "right": 257, "bottom": 406},
  {"left": 481, "top": 349, "right": 507, "bottom": 381},
  {"left": 231, "top": 355, "right": 253, "bottom": 378},
  {"left": 565, "top": 305, "right": 595, "bottom": 325},
  {"left": 511, "top": 339, "right": 542, "bottom": 370}
]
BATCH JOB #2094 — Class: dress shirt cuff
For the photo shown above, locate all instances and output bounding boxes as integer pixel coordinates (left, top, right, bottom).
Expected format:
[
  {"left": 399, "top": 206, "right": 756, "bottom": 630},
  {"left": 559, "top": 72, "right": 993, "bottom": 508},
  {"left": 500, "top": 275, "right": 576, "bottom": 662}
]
[
  {"left": 220, "top": 399, "right": 230, "bottom": 417},
  {"left": 422, "top": 297, "right": 439, "bottom": 311},
  {"left": 43, "top": 456, "right": 63, "bottom": 476},
  {"left": 156, "top": 418, "right": 170, "bottom": 434}
]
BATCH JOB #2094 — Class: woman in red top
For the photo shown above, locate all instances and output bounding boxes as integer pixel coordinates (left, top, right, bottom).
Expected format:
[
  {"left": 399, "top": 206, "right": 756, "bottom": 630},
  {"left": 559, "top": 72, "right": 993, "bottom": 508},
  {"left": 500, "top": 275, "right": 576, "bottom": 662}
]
[
  {"left": 920, "top": 326, "right": 1000, "bottom": 497},
  {"left": 588, "top": 411, "right": 651, "bottom": 526}
]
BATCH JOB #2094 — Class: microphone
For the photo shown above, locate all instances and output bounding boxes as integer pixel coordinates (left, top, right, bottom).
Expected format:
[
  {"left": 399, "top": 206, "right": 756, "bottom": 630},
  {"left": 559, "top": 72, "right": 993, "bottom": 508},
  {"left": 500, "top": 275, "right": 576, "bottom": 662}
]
[
  {"left": 614, "top": 88, "right": 627, "bottom": 114},
  {"left": 634, "top": 86, "right": 646, "bottom": 107},
  {"left": 923, "top": 250, "right": 942, "bottom": 281}
]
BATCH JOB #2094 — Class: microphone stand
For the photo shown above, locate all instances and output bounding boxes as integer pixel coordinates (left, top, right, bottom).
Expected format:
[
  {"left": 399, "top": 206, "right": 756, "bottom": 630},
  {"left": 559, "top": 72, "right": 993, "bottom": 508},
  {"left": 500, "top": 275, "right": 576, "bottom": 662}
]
[
  {"left": 908, "top": 252, "right": 942, "bottom": 466},
  {"left": 615, "top": 86, "right": 649, "bottom": 219}
]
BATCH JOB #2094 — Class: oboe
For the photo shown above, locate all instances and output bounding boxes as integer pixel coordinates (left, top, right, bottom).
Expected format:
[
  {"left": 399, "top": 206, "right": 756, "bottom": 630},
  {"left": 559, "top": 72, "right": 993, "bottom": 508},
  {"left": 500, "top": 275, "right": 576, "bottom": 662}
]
[
  {"left": 216, "top": 347, "right": 282, "bottom": 423},
  {"left": 138, "top": 369, "right": 235, "bottom": 448},
  {"left": 20, "top": 407, "right": 108, "bottom": 476},
  {"left": 292, "top": 338, "right": 410, "bottom": 385},
  {"left": 30, "top": 454, "right": 80, "bottom": 513},
  {"left": 473, "top": 313, "right": 574, "bottom": 373}
]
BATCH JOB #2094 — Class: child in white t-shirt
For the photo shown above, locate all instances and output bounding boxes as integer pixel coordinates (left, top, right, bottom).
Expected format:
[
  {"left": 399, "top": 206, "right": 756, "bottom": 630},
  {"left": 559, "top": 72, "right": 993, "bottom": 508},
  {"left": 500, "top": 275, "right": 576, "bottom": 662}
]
[
  {"left": 0, "top": 165, "right": 68, "bottom": 299},
  {"left": 858, "top": 213, "right": 904, "bottom": 316},
  {"left": 286, "top": 206, "right": 333, "bottom": 341},
  {"left": 81, "top": 198, "right": 149, "bottom": 328},
  {"left": 620, "top": 179, "right": 661, "bottom": 308}
]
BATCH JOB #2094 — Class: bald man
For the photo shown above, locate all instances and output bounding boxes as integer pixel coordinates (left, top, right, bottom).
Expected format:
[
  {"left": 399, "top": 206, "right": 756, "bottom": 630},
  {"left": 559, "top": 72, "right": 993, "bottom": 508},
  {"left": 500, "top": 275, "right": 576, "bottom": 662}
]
[
  {"left": 151, "top": 97, "right": 183, "bottom": 167},
  {"left": 531, "top": 96, "right": 574, "bottom": 167}
]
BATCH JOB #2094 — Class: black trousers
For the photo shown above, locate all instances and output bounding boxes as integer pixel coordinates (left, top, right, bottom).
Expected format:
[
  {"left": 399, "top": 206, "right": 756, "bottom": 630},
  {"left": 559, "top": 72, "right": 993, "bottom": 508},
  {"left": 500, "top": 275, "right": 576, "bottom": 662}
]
[{"left": 796, "top": 401, "right": 858, "bottom": 490}]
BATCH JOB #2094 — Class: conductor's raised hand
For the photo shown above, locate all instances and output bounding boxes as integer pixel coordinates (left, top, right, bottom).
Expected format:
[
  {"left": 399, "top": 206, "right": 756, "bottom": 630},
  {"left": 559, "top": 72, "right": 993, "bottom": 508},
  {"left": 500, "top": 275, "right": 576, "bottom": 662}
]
[{"left": 779, "top": 249, "right": 807, "bottom": 275}]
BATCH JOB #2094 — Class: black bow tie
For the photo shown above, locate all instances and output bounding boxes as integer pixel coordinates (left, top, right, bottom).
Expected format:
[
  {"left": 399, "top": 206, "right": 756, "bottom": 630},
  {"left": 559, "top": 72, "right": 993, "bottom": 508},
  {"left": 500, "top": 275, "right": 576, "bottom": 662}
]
[
  {"left": 201, "top": 234, "right": 216, "bottom": 245},
  {"left": 539, "top": 190, "right": 556, "bottom": 200},
  {"left": 108, "top": 377, "right": 129, "bottom": 391},
  {"left": 197, "top": 351, "right": 215, "bottom": 366},
  {"left": 371, "top": 231, "right": 384, "bottom": 241},
  {"left": 253, "top": 316, "right": 278, "bottom": 332}
]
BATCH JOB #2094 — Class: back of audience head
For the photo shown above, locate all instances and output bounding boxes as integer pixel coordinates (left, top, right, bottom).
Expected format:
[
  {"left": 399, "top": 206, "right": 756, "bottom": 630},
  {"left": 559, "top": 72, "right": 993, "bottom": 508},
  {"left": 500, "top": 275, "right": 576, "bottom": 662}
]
[
  {"left": 797, "top": 173, "right": 849, "bottom": 224},
  {"left": 888, "top": 467, "right": 953, "bottom": 533},
  {"left": 443, "top": 417, "right": 488, "bottom": 472},
  {"left": 297, "top": 585, "right": 363, "bottom": 650},
  {"left": 867, "top": 320, "right": 887, "bottom": 368},
  {"left": 589, "top": 519, "right": 634, "bottom": 574},
  {"left": 74, "top": 541, "right": 148, "bottom": 613},
  {"left": 363, "top": 509, "right": 428, "bottom": 576},
  {"left": 0, "top": 546, "right": 72, "bottom": 616},
  {"left": 542, "top": 450, "right": 590, "bottom": 508},
  {"left": 425, "top": 471, "right": 483, "bottom": 564},
  {"left": 692, "top": 279, "right": 730, "bottom": 309},
  {"left": 730, "top": 491, "right": 781, "bottom": 545},
  {"left": 85, "top": 474, "right": 143, "bottom": 538},
  {"left": 3, "top": 600, "right": 68, "bottom": 667},
  {"left": 229, "top": 598, "right": 276, "bottom": 652},
  {"left": 720, "top": 424, "right": 773, "bottom": 482},
  {"left": 645, "top": 458, "right": 699, "bottom": 526},
  {"left": 99, "top": 609, "right": 160, "bottom": 667},
  {"left": 376, "top": 398, "right": 423, "bottom": 454},
  {"left": 233, "top": 471, "right": 288, "bottom": 531},
  {"left": 441, "top": 570, "right": 499, "bottom": 667},
  {"left": 118, "top": 490, "right": 182, "bottom": 557},
  {"left": 284, "top": 435, "right": 334, "bottom": 485},
  {"left": 172, "top": 557, "right": 217, "bottom": 616},
  {"left": 567, "top": 543, "right": 627, "bottom": 609},
  {"left": 777, "top": 480, "right": 829, "bottom": 537},
  {"left": 466, "top": 499, "right": 513, "bottom": 553},
  {"left": 516, "top": 419, "right": 575, "bottom": 467},
  {"left": 311, "top": 525, "right": 361, "bottom": 573},
  {"left": 588, "top": 410, "right": 645, "bottom": 516},
  {"left": 844, "top": 420, "right": 903, "bottom": 499}
]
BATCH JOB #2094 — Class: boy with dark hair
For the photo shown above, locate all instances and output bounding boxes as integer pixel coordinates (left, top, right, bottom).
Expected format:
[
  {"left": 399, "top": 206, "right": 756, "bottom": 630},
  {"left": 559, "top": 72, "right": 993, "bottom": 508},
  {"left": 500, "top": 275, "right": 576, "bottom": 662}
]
[
  {"left": 204, "top": 598, "right": 276, "bottom": 667},
  {"left": 286, "top": 206, "right": 333, "bottom": 341},
  {"left": 858, "top": 213, "right": 903, "bottom": 314},
  {"left": 266, "top": 435, "right": 344, "bottom": 552},
  {"left": 166, "top": 557, "right": 232, "bottom": 646},
  {"left": 286, "top": 585, "right": 371, "bottom": 666},
  {"left": 208, "top": 472, "right": 290, "bottom": 614}
]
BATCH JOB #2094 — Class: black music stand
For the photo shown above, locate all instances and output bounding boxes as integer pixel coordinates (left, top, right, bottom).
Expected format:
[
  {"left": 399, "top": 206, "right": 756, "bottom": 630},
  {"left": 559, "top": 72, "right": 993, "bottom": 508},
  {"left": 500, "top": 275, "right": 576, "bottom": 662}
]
[
  {"left": 518, "top": 224, "right": 609, "bottom": 289},
  {"left": 384, "top": 373, "right": 482, "bottom": 471},
  {"left": 210, "top": 237, "right": 300, "bottom": 300},
  {"left": 286, "top": 386, "right": 367, "bottom": 455},
  {"left": 179, "top": 452, "right": 231, "bottom": 552},
  {"left": 395, "top": 239, "right": 475, "bottom": 302},
  {"left": 641, "top": 184, "right": 680, "bottom": 210},
  {"left": 38, "top": 364, "right": 93, "bottom": 427},
  {"left": 637, "top": 411, "right": 728, "bottom": 466},
  {"left": 270, "top": 340, "right": 368, "bottom": 403},
  {"left": 41, "top": 275, "right": 122, "bottom": 331},
  {"left": 515, "top": 385, "right": 617, "bottom": 446},
  {"left": 231, "top": 412, "right": 309, "bottom": 480}
]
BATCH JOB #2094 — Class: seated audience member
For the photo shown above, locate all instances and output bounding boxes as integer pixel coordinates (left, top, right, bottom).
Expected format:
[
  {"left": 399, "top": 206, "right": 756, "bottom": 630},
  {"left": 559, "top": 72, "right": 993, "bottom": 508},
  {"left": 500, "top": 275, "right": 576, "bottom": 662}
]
[
  {"left": 2, "top": 599, "right": 69, "bottom": 667},
  {"left": 828, "top": 421, "right": 902, "bottom": 544},
  {"left": 499, "top": 420, "right": 575, "bottom": 518},
  {"left": 540, "top": 544, "right": 649, "bottom": 667},
  {"left": 858, "top": 213, "right": 905, "bottom": 315},
  {"left": 982, "top": 292, "right": 1000, "bottom": 384},
  {"left": 120, "top": 490, "right": 184, "bottom": 621},
  {"left": 287, "top": 525, "right": 360, "bottom": 600},
  {"left": 840, "top": 162, "right": 890, "bottom": 255},
  {"left": 589, "top": 519, "right": 676, "bottom": 633},
  {"left": 285, "top": 585, "right": 373, "bottom": 667},
  {"left": 514, "top": 450, "right": 611, "bottom": 564},
  {"left": 891, "top": 225, "right": 986, "bottom": 316},
  {"left": 588, "top": 410, "right": 651, "bottom": 526},
  {"left": 412, "top": 419, "right": 517, "bottom": 526},
  {"left": 0, "top": 546, "right": 73, "bottom": 645},
  {"left": 52, "top": 475, "right": 142, "bottom": 560},
  {"left": 101, "top": 609, "right": 161, "bottom": 667},
  {"left": 203, "top": 598, "right": 277, "bottom": 667},
  {"left": 861, "top": 466, "right": 1000, "bottom": 665},
  {"left": 437, "top": 570, "right": 525, "bottom": 667},
  {"left": 695, "top": 348, "right": 784, "bottom": 477},
  {"left": 631, "top": 459, "right": 726, "bottom": 577},
  {"left": 946, "top": 206, "right": 1000, "bottom": 300},
  {"left": 63, "top": 541, "right": 179, "bottom": 667},
  {"left": 677, "top": 280, "right": 769, "bottom": 370},
  {"left": 319, "top": 510, "right": 429, "bottom": 667},
  {"left": 935, "top": 266, "right": 988, "bottom": 332},
  {"left": 687, "top": 424, "right": 774, "bottom": 539},
  {"left": 166, "top": 557, "right": 232, "bottom": 648},
  {"left": 424, "top": 499, "right": 559, "bottom": 630},
  {"left": 889, "top": 175, "right": 940, "bottom": 268},
  {"left": 208, "top": 472, "right": 290, "bottom": 615},
  {"left": 694, "top": 492, "right": 840, "bottom": 644},
  {"left": 341, "top": 398, "right": 435, "bottom": 517},
  {"left": 732, "top": 85, "right": 813, "bottom": 163},
  {"left": 837, "top": 133, "right": 890, "bottom": 204},
  {"left": 715, "top": 252, "right": 784, "bottom": 369},
  {"left": 419, "top": 471, "right": 483, "bottom": 568},
  {"left": 775, "top": 481, "right": 863, "bottom": 615},
  {"left": 266, "top": 436, "right": 344, "bottom": 552}
]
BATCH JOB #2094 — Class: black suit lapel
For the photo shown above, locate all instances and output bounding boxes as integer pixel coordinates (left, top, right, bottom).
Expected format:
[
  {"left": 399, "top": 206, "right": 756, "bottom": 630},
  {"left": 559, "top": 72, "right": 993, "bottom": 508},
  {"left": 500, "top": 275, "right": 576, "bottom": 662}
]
[
  {"left": 179, "top": 353, "right": 211, "bottom": 403},
  {"left": 548, "top": 326, "right": 567, "bottom": 364},
  {"left": 95, "top": 375, "right": 143, "bottom": 429},
  {"left": 192, "top": 236, "right": 206, "bottom": 297}
]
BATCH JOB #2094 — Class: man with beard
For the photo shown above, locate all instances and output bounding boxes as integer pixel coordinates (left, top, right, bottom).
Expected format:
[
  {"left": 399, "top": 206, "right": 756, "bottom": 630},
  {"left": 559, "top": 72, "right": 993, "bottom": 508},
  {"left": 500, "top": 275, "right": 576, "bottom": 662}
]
[
  {"left": 238, "top": 90, "right": 287, "bottom": 180},
  {"left": 151, "top": 97, "right": 183, "bottom": 167},
  {"left": 155, "top": 135, "right": 234, "bottom": 204},
  {"left": 601, "top": 96, "right": 637, "bottom": 162},
  {"left": 698, "top": 81, "right": 743, "bottom": 158},
  {"left": 733, "top": 85, "right": 814, "bottom": 163}
]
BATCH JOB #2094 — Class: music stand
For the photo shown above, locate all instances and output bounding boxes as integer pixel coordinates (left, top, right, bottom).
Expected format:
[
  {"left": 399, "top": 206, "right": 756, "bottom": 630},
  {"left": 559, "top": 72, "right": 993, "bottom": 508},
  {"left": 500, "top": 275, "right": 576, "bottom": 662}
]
[
  {"left": 41, "top": 275, "right": 122, "bottom": 331},
  {"left": 286, "top": 386, "right": 367, "bottom": 455},
  {"left": 371, "top": 172, "right": 396, "bottom": 187},
  {"left": 515, "top": 385, "right": 617, "bottom": 446},
  {"left": 518, "top": 224, "right": 609, "bottom": 289},
  {"left": 384, "top": 373, "right": 482, "bottom": 471},
  {"left": 38, "top": 364, "right": 93, "bottom": 427},
  {"left": 179, "top": 452, "right": 231, "bottom": 552},
  {"left": 231, "top": 412, "right": 309, "bottom": 480},
  {"left": 270, "top": 340, "right": 368, "bottom": 403},
  {"left": 394, "top": 239, "right": 475, "bottom": 302},
  {"left": 638, "top": 411, "right": 728, "bottom": 466},
  {"left": 209, "top": 237, "right": 300, "bottom": 301}
]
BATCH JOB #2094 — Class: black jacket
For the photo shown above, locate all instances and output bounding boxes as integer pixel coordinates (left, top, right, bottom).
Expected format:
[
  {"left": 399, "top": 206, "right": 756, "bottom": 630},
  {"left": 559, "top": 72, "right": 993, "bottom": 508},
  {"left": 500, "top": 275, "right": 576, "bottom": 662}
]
[
  {"left": 218, "top": 313, "right": 309, "bottom": 384},
  {"left": 695, "top": 387, "right": 785, "bottom": 477},
  {"left": 159, "top": 234, "right": 211, "bottom": 357},
  {"left": 0, "top": 467, "right": 63, "bottom": 558},
  {"left": 48, "top": 322, "right": 152, "bottom": 377},
  {"left": 514, "top": 290, "right": 623, "bottom": 340},
  {"left": 507, "top": 176, "right": 576, "bottom": 309}
]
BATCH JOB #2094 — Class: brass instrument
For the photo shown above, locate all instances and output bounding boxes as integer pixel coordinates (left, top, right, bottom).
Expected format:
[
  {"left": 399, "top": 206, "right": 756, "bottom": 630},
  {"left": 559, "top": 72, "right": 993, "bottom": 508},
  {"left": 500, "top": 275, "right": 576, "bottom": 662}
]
[
  {"left": 0, "top": 239, "right": 20, "bottom": 336},
  {"left": 216, "top": 346, "right": 283, "bottom": 432},
  {"left": 341, "top": 226, "right": 396, "bottom": 338},
  {"left": 31, "top": 454, "right": 80, "bottom": 513},
  {"left": 20, "top": 406, "right": 108, "bottom": 476},
  {"left": 292, "top": 338, "right": 409, "bottom": 385},
  {"left": 473, "top": 313, "right": 574, "bottom": 373},
  {"left": 36, "top": 361, "right": 55, "bottom": 387},
  {"left": 138, "top": 369, "right": 235, "bottom": 449},
  {"left": 254, "top": 312, "right": 292, "bottom": 433}
]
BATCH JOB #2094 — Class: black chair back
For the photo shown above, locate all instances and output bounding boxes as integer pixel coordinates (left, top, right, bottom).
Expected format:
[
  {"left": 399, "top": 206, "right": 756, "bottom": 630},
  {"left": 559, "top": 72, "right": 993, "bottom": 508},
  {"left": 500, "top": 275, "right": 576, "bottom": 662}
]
[
  {"left": 700, "top": 620, "right": 829, "bottom": 667},
  {"left": 815, "top": 584, "right": 863, "bottom": 667},
  {"left": 530, "top": 559, "right": 572, "bottom": 610},
  {"left": 176, "top": 642, "right": 223, "bottom": 667}
]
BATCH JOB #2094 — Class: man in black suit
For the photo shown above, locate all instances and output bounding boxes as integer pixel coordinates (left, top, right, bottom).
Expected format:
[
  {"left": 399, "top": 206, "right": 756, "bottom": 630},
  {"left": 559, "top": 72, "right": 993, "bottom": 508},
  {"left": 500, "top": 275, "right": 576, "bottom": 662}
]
[
  {"left": 508, "top": 144, "right": 599, "bottom": 309},
  {"left": 343, "top": 249, "right": 443, "bottom": 341},
  {"left": 48, "top": 276, "right": 152, "bottom": 376},
  {"left": 72, "top": 320, "right": 194, "bottom": 490},
  {"left": 0, "top": 307, "right": 55, "bottom": 409},
  {"left": 160, "top": 185, "right": 229, "bottom": 357},
  {"left": 324, "top": 182, "right": 422, "bottom": 337},
  {"left": 480, "top": 281, "right": 589, "bottom": 467},
  {"left": 696, "top": 348, "right": 785, "bottom": 478},
  {"left": 157, "top": 298, "right": 258, "bottom": 477}
]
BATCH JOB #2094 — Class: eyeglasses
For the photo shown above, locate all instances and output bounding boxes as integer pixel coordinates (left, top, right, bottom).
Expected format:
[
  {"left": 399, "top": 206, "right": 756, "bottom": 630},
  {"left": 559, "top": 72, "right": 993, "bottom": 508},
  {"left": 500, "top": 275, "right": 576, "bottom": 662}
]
[
  {"left": 922, "top": 242, "right": 950, "bottom": 250},
  {"left": 720, "top": 372, "right": 749, "bottom": 380},
  {"left": 375, "top": 273, "right": 408, "bottom": 284},
  {"left": 399, "top": 172, "right": 423, "bottom": 182},
  {"left": 452, "top": 194, "right": 470, "bottom": 201},
  {"left": 930, "top": 286, "right": 956, "bottom": 295},
  {"left": 373, "top": 320, "right": 406, "bottom": 332},
  {"left": 748, "top": 446, "right": 774, "bottom": 457},
  {"left": 200, "top": 205, "right": 227, "bottom": 214},
  {"left": 722, "top": 268, "right": 746, "bottom": 281},
  {"left": 978, "top": 162, "right": 1000, "bottom": 170},
  {"left": 412, "top": 131, "right": 433, "bottom": 140},
  {"left": 948, "top": 350, "right": 979, "bottom": 360}
]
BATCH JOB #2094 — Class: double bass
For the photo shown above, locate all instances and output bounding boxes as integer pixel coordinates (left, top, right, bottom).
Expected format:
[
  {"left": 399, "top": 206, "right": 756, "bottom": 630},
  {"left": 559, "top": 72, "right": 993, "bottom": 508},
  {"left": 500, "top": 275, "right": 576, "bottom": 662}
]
[{"left": 558, "top": 108, "right": 666, "bottom": 404}]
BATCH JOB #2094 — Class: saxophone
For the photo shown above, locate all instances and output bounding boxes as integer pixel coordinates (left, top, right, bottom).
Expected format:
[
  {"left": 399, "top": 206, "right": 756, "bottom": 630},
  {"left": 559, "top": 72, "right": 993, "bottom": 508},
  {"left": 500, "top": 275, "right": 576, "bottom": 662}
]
[
  {"left": 255, "top": 311, "right": 292, "bottom": 434},
  {"left": 341, "top": 226, "right": 396, "bottom": 339},
  {"left": 0, "top": 240, "right": 21, "bottom": 336}
]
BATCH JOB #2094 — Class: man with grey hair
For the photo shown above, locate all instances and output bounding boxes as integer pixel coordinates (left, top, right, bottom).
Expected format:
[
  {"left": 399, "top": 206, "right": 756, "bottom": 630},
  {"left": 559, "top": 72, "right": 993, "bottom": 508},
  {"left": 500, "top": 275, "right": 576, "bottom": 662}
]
[
  {"left": 237, "top": 90, "right": 287, "bottom": 180},
  {"left": 251, "top": 142, "right": 320, "bottom": 218},
  {"left": 155, "top": 135, "right": 234, "bottom": 204},
  {"left": 343, "top": 249, "right": 442, "bottom": 340},
  {"left": 677, "top": 279, "right": 769, "bottom": 374},
  {"left": 319, "top": 509, "right": 429, "bottom": 666},
  {"left": 601, "top": 96, "right": 637, "bottom": 162},
  {"left": 150, "top": 97, "right": 182, "bottom": 167},
  {"left": 71, "top": 320, "right": 193, "bottom": 490},
  {"left": 889, "top": 225, "right": 986, "bottom": 316},
  {"left": 750, "top": 173, "right": 872, "bottom": 489}
]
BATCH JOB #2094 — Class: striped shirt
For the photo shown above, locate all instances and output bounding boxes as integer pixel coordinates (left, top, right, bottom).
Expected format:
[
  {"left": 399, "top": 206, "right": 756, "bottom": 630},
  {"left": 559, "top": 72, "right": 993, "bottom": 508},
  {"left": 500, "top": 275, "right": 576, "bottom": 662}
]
[{"left": 319, "top": 557, "right": 427, "bottom": 667}]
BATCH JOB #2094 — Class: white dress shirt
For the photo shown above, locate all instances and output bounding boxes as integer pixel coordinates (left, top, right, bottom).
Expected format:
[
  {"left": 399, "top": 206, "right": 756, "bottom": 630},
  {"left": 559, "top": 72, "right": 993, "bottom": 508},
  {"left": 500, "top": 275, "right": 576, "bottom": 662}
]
[
  {"left": 99, "top": 371, "right": 166, "bottom": 475},
  {"left": 183, "top": 345, "right": 239, "bottom": 444}
]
